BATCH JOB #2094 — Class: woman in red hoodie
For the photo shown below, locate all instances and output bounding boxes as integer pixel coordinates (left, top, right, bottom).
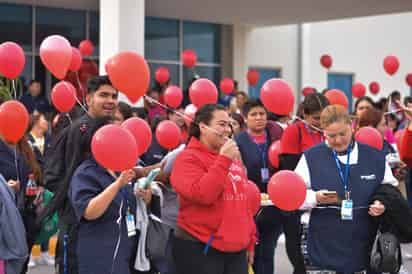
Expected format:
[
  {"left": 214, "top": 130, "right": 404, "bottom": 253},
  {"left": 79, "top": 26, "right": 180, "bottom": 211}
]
[{"left": 170, "top": 104, "right": 256, "bottom": 274}]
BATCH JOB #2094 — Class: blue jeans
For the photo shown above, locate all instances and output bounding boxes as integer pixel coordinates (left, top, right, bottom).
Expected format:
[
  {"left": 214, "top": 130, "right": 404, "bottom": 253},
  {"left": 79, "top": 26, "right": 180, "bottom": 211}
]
[{"left": 253, "top": 206, "right": 283, "bottom": 274}]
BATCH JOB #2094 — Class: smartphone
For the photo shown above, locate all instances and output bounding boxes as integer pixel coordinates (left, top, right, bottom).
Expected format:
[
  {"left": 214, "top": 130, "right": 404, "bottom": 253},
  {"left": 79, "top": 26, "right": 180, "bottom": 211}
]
[{"left": 323, "top": 191, "right": 338, "bottom": 197}]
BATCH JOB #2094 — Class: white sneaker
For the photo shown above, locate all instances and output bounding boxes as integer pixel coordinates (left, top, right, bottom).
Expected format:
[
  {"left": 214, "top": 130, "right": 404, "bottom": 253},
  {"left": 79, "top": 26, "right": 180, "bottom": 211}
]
[
  {"left": 399, "top": 265, "right": 411, "bottom": 274},
  {"left": 37, "top": 252, "right": 55, "bottom": 266},
  {"left": 403, "top": 252, "right": 412, "bottom": 260},
  {"left": 28, "top": 257, "right": 36, "bottom": 268}
]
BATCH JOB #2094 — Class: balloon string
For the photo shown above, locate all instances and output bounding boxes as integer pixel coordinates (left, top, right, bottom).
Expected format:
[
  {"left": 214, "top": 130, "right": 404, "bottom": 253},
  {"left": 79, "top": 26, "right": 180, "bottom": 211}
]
[
  {"left": 14, "top": 147, "right": 20, "bottom": 183},
  {"left": 143, "top": 95, "right": 232, "bottom": 140},
  {"left": 292, "top": 116, "right": 323, "bottom": 133},
  {"left": 66, "top": 113, "right": 72, "bottom": 124},
  {"left": 62, "top": 81, "right": 88, "bottom": 114},
  {"left": 11, "top": 79, "right": 17, "bottom": 99},
  {"left": 75, "top": 72, "right": 86, "bottom": 106}
]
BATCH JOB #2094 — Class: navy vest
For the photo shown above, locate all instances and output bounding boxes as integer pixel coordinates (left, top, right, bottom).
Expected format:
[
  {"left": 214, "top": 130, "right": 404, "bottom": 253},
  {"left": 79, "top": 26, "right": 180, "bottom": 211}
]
[
  {"left": 235, "top": 129, "right": 272, "bottom": 193},
  {"left": 304, "top": 142, "right": 385, "bottom": 273}
]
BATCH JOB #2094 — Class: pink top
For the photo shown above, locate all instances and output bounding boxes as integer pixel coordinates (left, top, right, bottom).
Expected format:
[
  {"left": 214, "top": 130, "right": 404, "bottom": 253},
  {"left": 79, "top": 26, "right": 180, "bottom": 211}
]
[{"left": 384, "top": 128, "right": 396, "bottom": 144}]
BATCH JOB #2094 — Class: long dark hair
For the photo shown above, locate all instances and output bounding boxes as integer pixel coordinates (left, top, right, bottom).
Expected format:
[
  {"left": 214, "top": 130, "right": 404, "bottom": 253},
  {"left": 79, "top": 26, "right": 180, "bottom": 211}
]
[
  {"left": 303, "top": 93, "right": 329, "bottom": 115},
  {"left": 188, "top": 104, "right": 226, "bottom": 140}
]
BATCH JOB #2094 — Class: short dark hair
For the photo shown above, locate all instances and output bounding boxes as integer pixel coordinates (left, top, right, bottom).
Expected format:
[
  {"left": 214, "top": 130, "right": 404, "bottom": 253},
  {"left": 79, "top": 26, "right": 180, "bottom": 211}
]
[
  {"left": 29, "top": 79, "right": 40, "bottom": 86},
  {"left": 303, "top": 93, "right": 329, "bottom": 115},
  {"left": 230, "top": 112, "right": 245, "bottom": 129},
  {"left": 354, "top": 96, "right": 375, "bottom": 115},
  {"left": 117, "top": 102, "right": 133, "bottom": 121},
  {"left": 390, "top": 91, "right": 401, "bottom": 100},
  {"left": 188, "top": 104, "right": 226, "bottom": 140},
  {"left": 87, "top": 75, "right": 113, "bottom": 94},
  {"left": 404, "top": 96, "right": 412, "bottom": 106},
  {"left": 132, "top": 107, "right": 148, "bottom": 120},
  {"left": 242, "top": 98, "right": 266, "bottom": 117}
]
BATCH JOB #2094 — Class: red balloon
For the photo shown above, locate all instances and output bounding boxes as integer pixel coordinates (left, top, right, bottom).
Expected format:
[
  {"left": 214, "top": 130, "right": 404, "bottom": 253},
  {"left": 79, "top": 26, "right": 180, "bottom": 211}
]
[
  {"left": 247, "top": 70, "right": 259, "bottom": 86},
  {"left": 325, "top": 89, "right": 349, "bottom": 109},
  {"left": 369, "top": 82, "right": 380, "bottom": 95},
  {"left": 406, "top": 74, "right": 412, "bottom": 87},
  {"left": 220, "top": 78, "right": 234, "bottom": 95},
  {"left": 0, "top": 100, "right": 29, "bottom": 143},
  {"left": 383, "top": 55, "right": 400, "bottom": 76},
  {"left": 92, "top": 125, "right": 138, "bottom": 171},
  {"left": 79, "top": 40, "right": 94, "bottom": 57},
  {"left": 105, "top": 51, "right": 150, "bottom": 103},
  {"left": 352, "top": 83, "right": 366, "bottom": 98},
  {"left": 355, "top": 127, "right": 383, "bottom": 150},
  {"left": 164, "top": 85, "right": 183, "bottom": 108},
  {"left": 320, "top": 54, "right": 332, "bottom": 69},
  {"left": 302, "top": 86, "right": 315, "bottom": 97},
  {"left": 268, "top": 170, "right": 306, "bottom": 211},
  {"left": 69, "top": 47, "right": 82, "bottom": 72},
  {"left": 0, "top": 42, "right": 25, "bottom": 79},
  {"left": 155, "top": 67, "right": 170, "bottom": 85},
  {"left": 184, "top": 104, "right": 197, "bottom": 126},
  {"left": 51, "top": 81, "right": 76, "bottom": 113},
  {"left": 268, "top": 141, "right": 281, "bottom": 168},
  {"left": 260, "top": 79, "right": 295, "bottom": 116},
  {"left": 189, "top": 78, "right": 218, "bottom": 108},
  {"left": 121, "top": 117, "right": 152, "bottom": 156},
  {"left": 40, "top": 35, "right": 72, "bottom": 80},
  {"left": 182, "top": 49, "right": 197, "bottom": 68},
  {"left": 245, "top": 181, "right": 261, "bottom": 216},
  {"left": 156, "top": 120, "right": 182, "bottom": 150}
]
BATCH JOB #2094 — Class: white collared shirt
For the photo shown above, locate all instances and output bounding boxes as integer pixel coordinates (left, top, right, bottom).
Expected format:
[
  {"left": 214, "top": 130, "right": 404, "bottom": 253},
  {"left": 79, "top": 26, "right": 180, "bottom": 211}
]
[{"left": 295, "top": 142, "right": 398, "bottom": 210}]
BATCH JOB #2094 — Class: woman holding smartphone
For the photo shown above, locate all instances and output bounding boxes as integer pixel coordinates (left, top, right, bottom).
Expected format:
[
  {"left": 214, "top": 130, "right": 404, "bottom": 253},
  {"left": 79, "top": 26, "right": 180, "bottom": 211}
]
[{"left": 295, "top": 105, "right": 398, "bottom": 273}]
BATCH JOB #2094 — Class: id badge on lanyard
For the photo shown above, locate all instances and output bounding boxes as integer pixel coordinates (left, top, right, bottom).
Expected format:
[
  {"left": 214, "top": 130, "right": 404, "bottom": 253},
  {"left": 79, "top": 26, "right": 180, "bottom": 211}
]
[
  {"left": 126, "top": 208, "right": 136, "bottom": 237},
  {"left": 333, "top": 145, "right": 352, "bottom": 221}
]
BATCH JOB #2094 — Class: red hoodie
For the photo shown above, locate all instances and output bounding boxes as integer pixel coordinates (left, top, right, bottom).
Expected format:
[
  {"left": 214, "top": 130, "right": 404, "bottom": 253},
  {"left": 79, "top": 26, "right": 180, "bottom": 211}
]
[
  {"left": 401, "top": 128, "right": 412, "bottom": 167},
  {"left": 170, "top": 137, "right": 256, "bottom": 252}
]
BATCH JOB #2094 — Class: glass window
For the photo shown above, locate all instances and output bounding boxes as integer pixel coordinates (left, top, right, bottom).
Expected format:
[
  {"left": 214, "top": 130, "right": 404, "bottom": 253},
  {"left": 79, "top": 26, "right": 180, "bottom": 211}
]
[
  {"left": 36, "top": 7, "right": 86, "bottom": 50},
  {"left": 148, "top": 62, "right": 179, "bottom": 89},
  {"left": 0, "top": 3, "right": 32, "bottom": 52},
  {"left": 183, "top": 66, "right": 220, "bottom": 91},
  {"left": 183, "top": 22, "right": 221, "bottom": 64},
  {"left": 89, "top": 11, "right": 99, "bottom": 57},
  {"left": 145, "top": 17, "right": 179, "bottom": 61}
]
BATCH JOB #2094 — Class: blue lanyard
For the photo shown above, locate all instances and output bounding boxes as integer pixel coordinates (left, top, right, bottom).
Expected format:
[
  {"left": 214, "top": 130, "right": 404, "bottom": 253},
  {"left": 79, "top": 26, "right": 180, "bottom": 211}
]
[
  {"left": 256, "top": 142, "right": 268, "bottom": 169},
  {"left": 332, "top": 144, "right": 351, "bottom": 193}
]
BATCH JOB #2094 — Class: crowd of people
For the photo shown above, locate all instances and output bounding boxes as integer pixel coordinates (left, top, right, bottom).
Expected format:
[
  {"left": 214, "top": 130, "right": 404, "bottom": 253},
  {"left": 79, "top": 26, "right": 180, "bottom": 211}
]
[{"left": 1, "top": 74, "right": 412, "bottom": 274}]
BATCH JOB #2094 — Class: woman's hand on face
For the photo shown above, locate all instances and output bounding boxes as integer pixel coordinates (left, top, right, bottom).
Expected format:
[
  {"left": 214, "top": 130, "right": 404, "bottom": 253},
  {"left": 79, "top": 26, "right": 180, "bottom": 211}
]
[
  {"left": 368, "top": 200, "right": 385, "bottom": 217},
  {"left": 219, "top": 139, "right": 240, "bottom": 160},
  {"left": 116, "top": 169, "right": 136, "bottom": 188}
]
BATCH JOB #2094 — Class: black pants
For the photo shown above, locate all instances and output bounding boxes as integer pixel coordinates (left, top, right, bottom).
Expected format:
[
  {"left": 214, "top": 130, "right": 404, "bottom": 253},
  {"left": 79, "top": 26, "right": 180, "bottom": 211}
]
[
  {"left": 172, "top": 236, "right": 248, "bottom": 274},
  {"left": 282, "top": 211, "right": 306, "bottom": 274},
  {"left": 20, "top": 209, "right": 41, "bottom": 274}
]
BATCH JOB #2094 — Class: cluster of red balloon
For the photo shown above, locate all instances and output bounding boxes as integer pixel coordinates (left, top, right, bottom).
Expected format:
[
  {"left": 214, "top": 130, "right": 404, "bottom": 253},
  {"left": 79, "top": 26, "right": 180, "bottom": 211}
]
[
  {"left": 155, "top": 67, "right": 170, "bottom": 85},
  {"left": 220, "top": 78, "right": 235, "bottom": 95},
  {"left": 268, "top": 171, "right": 307, "bottom": 211},
  {"left": 325, "top": 89, "right": 349, "bottom": 109},
  {"left": 352, "top": 82, "right": 366, "bottom": 98},
  {"left": 369, "top": 82, "right": 380, "bottom": 94},
  {"left": 0, "top": 101, "right": 29, "bottom": 144},
  {"left": 0, "top": 42, "right": 25, "bottom": 80}
]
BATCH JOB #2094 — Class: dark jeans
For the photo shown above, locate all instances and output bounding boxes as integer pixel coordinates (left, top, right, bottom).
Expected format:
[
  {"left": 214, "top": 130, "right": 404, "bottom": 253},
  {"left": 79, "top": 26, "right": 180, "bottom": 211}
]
[
  {"left": 20, "top": 208, "right": 40, "bottom": 274},
  {"left": 253, "top": 206, "right": 283, "bottom": 274},
  {"left": 172, "top": 236, "right": 248, "bottom": 274},
  {"left": 152, "top": 230, "right": 177, "bottom": 274},
  {"left": 283, "top": 211, "right": 306, "bottom": 274}
]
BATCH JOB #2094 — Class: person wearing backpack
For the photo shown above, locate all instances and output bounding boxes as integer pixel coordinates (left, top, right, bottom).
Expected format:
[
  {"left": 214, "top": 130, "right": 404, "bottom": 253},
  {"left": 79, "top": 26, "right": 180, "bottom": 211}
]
[{"left": 41, "top": 76, "right": 119, "bottom": 274}]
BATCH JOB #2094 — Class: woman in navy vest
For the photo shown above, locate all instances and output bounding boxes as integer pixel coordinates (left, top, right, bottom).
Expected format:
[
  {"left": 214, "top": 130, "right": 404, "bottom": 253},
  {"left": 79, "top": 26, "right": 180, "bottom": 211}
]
[{"left": 295, "top": 105, "right": 398, "bottom": 274}]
